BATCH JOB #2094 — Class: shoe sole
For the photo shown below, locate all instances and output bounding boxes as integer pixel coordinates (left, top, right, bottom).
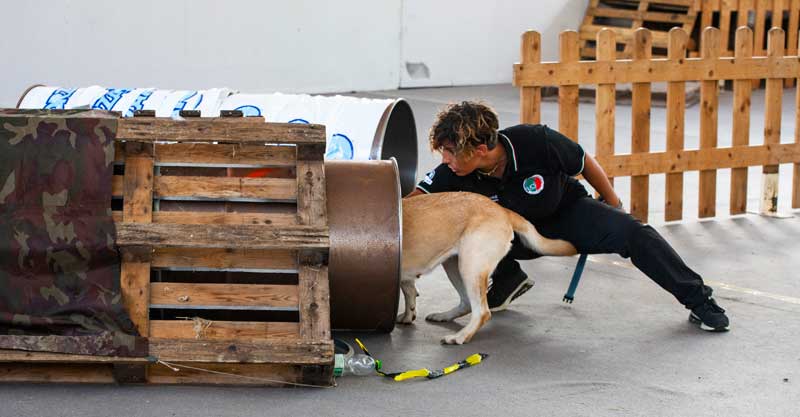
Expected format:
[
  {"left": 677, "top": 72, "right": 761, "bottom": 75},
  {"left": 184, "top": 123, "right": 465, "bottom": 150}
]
[
  {"left": 490, "top": 279, "right": 535, "bottom": 313},
  {"left": 689, "top": 313, "right": 730, "bottom": 332}
]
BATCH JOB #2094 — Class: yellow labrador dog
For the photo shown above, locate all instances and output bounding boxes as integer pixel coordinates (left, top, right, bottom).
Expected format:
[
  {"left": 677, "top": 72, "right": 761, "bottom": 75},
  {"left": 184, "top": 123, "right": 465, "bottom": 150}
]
[{"left": 399, "top": 192, "right": 577, "bottom": 344}]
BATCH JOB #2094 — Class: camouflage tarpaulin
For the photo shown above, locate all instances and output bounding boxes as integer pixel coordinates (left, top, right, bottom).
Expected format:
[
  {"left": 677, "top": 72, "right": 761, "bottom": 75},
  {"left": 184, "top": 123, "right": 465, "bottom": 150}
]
[{"left": 0, "top": 109, "right": 146, "bottom": 357}]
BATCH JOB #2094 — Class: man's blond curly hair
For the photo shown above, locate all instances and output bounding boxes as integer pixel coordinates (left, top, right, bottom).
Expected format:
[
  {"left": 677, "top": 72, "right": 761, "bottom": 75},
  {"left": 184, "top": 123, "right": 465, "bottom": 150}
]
[{"left": 428, "top": 101, "right": 499, "bottom": 157}]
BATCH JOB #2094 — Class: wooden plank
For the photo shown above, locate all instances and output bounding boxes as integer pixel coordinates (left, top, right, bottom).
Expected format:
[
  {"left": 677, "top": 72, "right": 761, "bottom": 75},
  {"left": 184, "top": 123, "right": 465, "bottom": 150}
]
[
  {"left": 117, "top": 118, "right": 326, "bottom": 145},
  {"left": 596, "top": 28, "right": 617, "bottom": 189},
  {"left": 113, "top": 211, "right": 298, "bottom": 227},
  {"left": 296, "top": 146, "right": 327, "bottom": 226},
  {"left": 786, "top": 0, "right": 799, "bottom": 86},
  {"left": 155, "top": 143, "right": 297, "bottom": 167},
  {"left": 111, "top": 175, "right": 297, "bottom": 201},
  {"left": 580, "top": 24, "right": 672, "bottom": 46},
  {"left": 298, "top": 257, "right": 331, "bottom": 343},
  {"left": 559, "top": 31, "right": 581, "bottom": 142},
  {"left": 0, "top": 350, "right": 150, "bottom": 364},
  {"left": 148, "top": 338, "right": 333, "bottom": 364},
  {"left": 755, "top": 0, "right": 769, "bottom": 55},
  {"left": 113, "top": 176, "right": 297, "bottom": 200},
  {"left": 154, "top": 176, "right": 297, "bottom": 201},
  {"left": 589, "top": 7, "right": 695, "bottom": 23},
  {"left": 151, "top": 248, "right": 298, "bottom": 270},
  {"left": 795, "top": 31, "right": 800, "bottom": 208},
  {"left": 718, "top": 0, "right": 735, "bottom": 53},
  {"left": 149, "top": 321, "right": 299, "bottom": 341},
  {"left": 666, "top": 28, "right": 688, "bottom": 221},
  {"left": 156, "top": 212, "right": 296, "bottom": 226},
  {"left": 596, "top": 142, "right": 800, "bottom": 176},
  {"left": 761, "top": 27, "right": 785, "bottom": 214},
  {"left": 146, "top": 362, "right": 308, "bottom": 386},
  {"left": 513, "top": 54, "right": 800, "bottom": 86},
  {"left": 150, "top": 283, "right": 299, "bottom": 308},
  {"left": 114, "top": 142, "right": 298, "bottom": 167},
  {"left": 699, "top": 27, "right": 720, "bottom": 218},
  {"left": 579, "top": 0, "right": 600, "bottom": 58},
  {"left": 116, "top": 223, "right": 329, "bottom": 250},
  {"left": 738, "top": 0, "right": 754, "bottom": 28},
  {"left": 731, "top": 27, "right": 754, "bottom": 215},
  {"left": 773, "top": 0, "right": 786, "bottom": 30},
  {"left": 0, "top": 363, "right": 115, "bottom": 384},
  {"left": 700, "top": 0, "right": 715, "bottom": 30},
  {"left": 120, "top": 153, "right": 154, "bottom": 336},
  {"left": 631, "top": 29, "right": 652, "bottom": 222},
  {"left": 520, "top": 31, "right": 542, "bottom": 124},
  {"left": 121, "top": 155, "right": 154, "bottom": 222}
]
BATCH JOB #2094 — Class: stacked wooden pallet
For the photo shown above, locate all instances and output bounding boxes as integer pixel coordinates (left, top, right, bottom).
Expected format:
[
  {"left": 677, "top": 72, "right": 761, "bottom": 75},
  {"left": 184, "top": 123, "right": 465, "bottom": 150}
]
[
  {"left": 0, "top": 111, "right": 334, "bottom": 386},
  {"left": 580, "top": 0, "right": 699, "bottom": 58}
]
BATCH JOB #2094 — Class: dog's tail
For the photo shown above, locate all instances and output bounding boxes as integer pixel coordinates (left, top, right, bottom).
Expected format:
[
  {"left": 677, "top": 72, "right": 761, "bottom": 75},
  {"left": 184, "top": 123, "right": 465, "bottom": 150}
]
[{"left": 506, "top": 209, "right": 577, "bottom": 256}]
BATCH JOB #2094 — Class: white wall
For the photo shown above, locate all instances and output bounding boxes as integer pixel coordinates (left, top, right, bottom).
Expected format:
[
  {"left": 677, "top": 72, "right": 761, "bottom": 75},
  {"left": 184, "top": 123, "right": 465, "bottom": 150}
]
[
  {"left": 0, "top": 0, "right": 587, "bottom": 107},
  {"left": 400, "top": 0, "right": 589, "bottom": 87},
  {"left": 0, "top": 0, "right": 403, "bottom": 107}
]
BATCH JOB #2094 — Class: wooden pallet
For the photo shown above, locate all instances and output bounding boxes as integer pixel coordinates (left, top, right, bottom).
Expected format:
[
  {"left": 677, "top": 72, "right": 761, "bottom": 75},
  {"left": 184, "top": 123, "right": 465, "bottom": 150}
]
[
  {"left": 0, "top": 111, "right": 334, "bottom": 387},
  {"left": 580, "top": 0, "right": 700, "bottom": 58}
]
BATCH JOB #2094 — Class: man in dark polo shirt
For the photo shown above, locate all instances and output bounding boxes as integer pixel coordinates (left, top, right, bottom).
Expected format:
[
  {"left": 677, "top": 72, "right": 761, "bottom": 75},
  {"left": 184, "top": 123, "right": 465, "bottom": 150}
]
[{"left": 406, "top": 101, "right": 729, "bottom": 332}]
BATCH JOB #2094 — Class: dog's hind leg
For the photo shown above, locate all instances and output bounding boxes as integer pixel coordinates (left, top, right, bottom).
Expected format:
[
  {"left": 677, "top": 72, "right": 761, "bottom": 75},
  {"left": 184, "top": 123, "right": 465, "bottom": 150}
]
[
  {"left": 441, "top": 233, "right": 510, "bottom": 345},
  {"left": 426, "top": 256, "right": 471, "bottom": 323},
  {"left": 396, "top": 275, "right": 418, "bottom": 324}
]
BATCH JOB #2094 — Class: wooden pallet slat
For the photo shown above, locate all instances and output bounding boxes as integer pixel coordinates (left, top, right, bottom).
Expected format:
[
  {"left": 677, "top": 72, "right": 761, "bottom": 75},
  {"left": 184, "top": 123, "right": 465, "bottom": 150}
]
[
  {"left": 117, "top": 118, "right": 326, "bottom": 145},
  {"left": 150, "top": 283, "right": 299, "bottom": 308},
  {"left": 149, "top": 321, "right": 299, "bottom": 341},
  {"left": 112, "top": 211, "right": 299, "bottom": 227},
  {"left": 148, "top": 339, "right": 333, "bottom": 365},
  {"left": 116, "top": 223, "right": 329, "bottom": 250},
  {"left": 150, "top": 248, "right": 298, "bottom": 270}
]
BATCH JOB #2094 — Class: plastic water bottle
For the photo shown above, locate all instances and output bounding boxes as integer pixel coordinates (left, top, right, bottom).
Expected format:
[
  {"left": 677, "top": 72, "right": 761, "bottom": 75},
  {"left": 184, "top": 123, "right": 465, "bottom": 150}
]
[{"left": 334, "top": 353, "right": 381, "bottom": 377}]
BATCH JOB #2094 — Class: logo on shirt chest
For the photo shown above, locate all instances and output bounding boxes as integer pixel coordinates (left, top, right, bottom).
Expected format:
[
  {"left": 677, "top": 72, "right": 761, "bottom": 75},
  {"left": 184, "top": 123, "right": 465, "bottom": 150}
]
[{"left": 522, "top": 174, "right": 544, "bottom": 195}]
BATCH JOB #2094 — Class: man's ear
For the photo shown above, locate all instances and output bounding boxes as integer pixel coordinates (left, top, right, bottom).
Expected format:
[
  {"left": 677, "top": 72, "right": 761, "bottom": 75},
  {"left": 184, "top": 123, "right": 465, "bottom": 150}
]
[{"left": 474, "top": 144, "right": 490, "bottom": 156}]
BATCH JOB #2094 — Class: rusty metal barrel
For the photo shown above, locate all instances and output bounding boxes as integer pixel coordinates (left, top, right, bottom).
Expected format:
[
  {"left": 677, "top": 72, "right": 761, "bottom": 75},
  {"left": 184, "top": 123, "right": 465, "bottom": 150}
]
[{"left": 326, "top": 160, "right": 402, "bottom": 332}]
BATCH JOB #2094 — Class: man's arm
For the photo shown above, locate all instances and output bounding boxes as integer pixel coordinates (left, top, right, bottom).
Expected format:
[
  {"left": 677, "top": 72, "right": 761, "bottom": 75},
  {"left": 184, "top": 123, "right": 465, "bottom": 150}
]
[
  {"left": 405, "top": 188, "right": 425, "bottom": 198},
  {"left": 581, "top": 153, "right": 622, "bottom": 208}
]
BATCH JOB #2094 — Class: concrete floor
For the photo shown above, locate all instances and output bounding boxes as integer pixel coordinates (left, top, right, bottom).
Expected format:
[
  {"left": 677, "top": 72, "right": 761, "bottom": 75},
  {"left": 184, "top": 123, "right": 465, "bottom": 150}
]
[{"left": 2, "top": 85, "right": 799, "bottom": 417}]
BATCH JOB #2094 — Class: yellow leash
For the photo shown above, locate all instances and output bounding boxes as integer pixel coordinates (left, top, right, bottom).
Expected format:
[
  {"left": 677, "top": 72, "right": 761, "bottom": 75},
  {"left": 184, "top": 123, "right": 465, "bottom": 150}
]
[{"left": 354, "top": 338, "right": 488, "bottom": 382}]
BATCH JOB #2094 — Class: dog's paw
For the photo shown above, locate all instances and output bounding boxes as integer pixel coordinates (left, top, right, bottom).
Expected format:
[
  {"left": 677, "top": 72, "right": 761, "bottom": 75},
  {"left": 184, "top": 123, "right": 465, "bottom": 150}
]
[
  {"left": 425, "top": 312, "right": 454, "bottom": 322},
  {"left": 440, "top": 334, "right": 466, "bottom": 345},
  {"left": 396, "top": 312, "right": 416, "bottom": 324}
]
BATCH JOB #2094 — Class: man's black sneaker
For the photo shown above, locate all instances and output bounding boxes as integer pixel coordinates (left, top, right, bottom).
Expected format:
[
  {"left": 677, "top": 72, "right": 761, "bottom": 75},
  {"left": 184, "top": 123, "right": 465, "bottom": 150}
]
[
  {"left": 688, "top": 297, "right": 730, "bottom": 332},
  {"left": 487, "top": 269, "right": 535, "bottom": 312}
]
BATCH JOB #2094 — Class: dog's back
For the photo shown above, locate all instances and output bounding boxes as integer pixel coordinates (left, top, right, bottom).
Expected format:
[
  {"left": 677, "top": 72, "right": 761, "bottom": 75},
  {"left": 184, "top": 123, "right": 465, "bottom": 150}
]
[{"left": 402, "top": 192, "right": 513, "bottom": 274}]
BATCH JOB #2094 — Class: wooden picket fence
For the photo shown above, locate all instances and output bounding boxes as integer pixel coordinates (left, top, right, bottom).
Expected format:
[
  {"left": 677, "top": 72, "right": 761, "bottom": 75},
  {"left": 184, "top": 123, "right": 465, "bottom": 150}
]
[{"left": 514, "top": 26, "right": 800, "bottom": 222}]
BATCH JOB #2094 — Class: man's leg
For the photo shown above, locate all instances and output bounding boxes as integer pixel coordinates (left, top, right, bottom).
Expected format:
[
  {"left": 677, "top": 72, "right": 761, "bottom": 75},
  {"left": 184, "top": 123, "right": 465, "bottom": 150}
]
[
  {"left": 486, "top": 238, "right": 540, "bottom": 312},
  {"left": 536, "top": 197, "right": 729, "bottom": 331}
]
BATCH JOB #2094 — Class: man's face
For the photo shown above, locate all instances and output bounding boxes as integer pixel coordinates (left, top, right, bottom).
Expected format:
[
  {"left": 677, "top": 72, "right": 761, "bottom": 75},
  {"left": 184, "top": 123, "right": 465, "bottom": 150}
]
[{"left": 439, "top": 143, "right": 481, "bottom": 176}]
